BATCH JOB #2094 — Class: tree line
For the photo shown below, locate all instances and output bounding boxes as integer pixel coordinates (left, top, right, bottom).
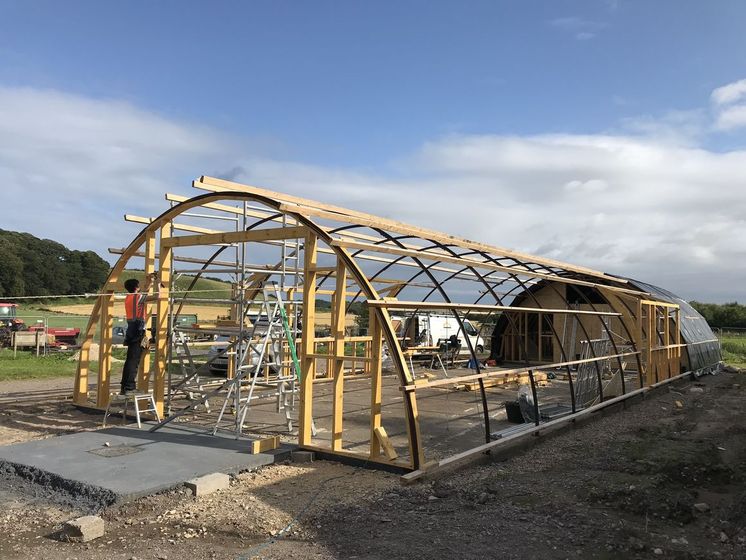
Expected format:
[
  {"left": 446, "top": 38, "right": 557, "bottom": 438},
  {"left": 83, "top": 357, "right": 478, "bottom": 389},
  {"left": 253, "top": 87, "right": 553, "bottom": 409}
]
[
  {"left": 0, "top": 229, "right": 110, "bottom": 298},
  {"left": 690, "top": 301, "right": 746, "bottom": 329}
]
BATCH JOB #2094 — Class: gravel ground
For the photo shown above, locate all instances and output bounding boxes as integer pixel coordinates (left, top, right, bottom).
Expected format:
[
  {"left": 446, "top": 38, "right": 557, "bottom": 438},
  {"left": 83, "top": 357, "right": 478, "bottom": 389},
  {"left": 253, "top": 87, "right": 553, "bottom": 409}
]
[{"left": 0, "top": 371, "right": 744, "bottom": 559}]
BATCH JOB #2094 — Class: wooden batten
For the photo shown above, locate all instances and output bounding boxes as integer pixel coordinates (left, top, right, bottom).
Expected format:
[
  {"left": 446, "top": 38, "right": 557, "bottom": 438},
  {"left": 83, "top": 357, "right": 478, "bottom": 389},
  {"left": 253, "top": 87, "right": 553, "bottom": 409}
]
[
  {"left": 299, "top": 232, "right": 318, "bottom": 446},
  {"left": 331, "top": 260, "right": 347, "bottom": 451},
  {"left": 153, "top": 223, "right": 172, "bottom": 416},
  {"left": 137, "top": 230, "right": 156, "bottom": 392}
]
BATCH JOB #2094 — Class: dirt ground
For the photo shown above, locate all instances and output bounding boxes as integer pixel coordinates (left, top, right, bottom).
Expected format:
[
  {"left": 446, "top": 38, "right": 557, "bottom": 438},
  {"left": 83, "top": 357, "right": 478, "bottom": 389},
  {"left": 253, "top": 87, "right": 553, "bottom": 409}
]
[{"left": 1, "top": 370, "right": 745, "bottom": 559}]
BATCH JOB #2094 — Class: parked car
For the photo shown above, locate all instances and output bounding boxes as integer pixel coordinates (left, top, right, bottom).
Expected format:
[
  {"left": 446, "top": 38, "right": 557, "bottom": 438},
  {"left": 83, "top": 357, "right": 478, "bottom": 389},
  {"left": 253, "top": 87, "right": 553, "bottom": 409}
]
[
  {"left": 112, "top": 325, "right": 126, "bottom": 345},
  {"left": 207, "top": 336, "right": 279, "bottom": 376}
]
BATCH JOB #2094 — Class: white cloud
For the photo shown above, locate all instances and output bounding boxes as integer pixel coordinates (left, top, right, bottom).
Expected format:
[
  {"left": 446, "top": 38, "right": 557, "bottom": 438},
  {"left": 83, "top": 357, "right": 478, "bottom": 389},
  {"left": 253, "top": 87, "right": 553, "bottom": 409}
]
[
  {"left": 711, "top": 78, "right": 746, "bottom": 106},
  {"left": 714, "top": 104, "right": 746, "bottom": 131},
  {"left": 710, "top": 78, "right": 746, "bottom": 131},
  {"left": 1, "top": 84, "right": 745, "bottom": 303},
  {"left": 620, "top": 109, "right": 706, "bottom": 145},
  {"left": 0, "top": 86, "right": 239, "bottom": 250}
]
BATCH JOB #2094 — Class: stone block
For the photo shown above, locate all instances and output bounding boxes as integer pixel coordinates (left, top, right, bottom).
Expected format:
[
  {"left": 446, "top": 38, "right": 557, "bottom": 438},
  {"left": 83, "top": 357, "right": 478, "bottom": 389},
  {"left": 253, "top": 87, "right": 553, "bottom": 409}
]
[
  {"left": 61, "top": 515, "right": 105, "bottom": 542},
  {"left": 185, "top": 472, "right": 230, "bottom": 496},
  {"left": 291, "top": 450, "right": 315, "bottom": 463}
]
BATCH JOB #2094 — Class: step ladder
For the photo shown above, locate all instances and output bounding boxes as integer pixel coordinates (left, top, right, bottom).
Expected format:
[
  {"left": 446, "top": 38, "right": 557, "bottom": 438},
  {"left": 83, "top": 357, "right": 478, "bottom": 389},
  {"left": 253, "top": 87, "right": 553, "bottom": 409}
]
[
  {"left": 149, "top": 282, "right": 316, "bottom": 438},
  {"left": 213, "top": 283, "right": 303, "bottom": 436},
  {"left": 103, "top": 392, "right": 161, "bottom": 429}
]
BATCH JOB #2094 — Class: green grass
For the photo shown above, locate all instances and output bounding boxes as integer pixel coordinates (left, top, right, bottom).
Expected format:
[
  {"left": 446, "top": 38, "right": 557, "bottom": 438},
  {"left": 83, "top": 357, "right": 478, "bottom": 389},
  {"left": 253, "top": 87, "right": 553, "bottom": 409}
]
[
  {"left": 11, "top": 301, "right": 90, "bottom": 334},
  {"left": 0, "top": 348, "right": 78, "bottom": 381},
  {"left": 720, "top": 335, "right": 746, "bottom": 368}
]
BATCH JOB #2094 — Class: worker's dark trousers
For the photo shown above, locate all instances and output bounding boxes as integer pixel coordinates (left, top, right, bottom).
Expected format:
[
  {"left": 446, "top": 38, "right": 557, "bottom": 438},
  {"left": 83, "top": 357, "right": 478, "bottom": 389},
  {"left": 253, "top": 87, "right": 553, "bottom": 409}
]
[{"left": 121, "top": 339, "right": 143, "bottom": 392}]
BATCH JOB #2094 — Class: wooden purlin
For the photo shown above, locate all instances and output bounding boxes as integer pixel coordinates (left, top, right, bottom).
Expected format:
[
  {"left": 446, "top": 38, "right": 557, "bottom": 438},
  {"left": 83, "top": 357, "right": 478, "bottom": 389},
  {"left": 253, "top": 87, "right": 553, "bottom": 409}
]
[
  {"left": 333, "top": 238, "right": 645, "bottom": 296},
  {"left": 173, "top": 189, "right": 529, "bottom": 288},
  {"left": 366, "top": 299, "right": 621, "bottom": 316},
  {"left": 125, "top": 214, "right": 220, "bottom": 235},
  {"left": 171, "top": 189, "right": 543, "bottom": 289},
  {"left": 108, "top": 248, "right": 238, "bottom": 268},
  {"left": 161, "top": 226, "right": 306, "bottom": 248},
  {"left": 193, "top": 176, "right": 628, "bottom": 284}
]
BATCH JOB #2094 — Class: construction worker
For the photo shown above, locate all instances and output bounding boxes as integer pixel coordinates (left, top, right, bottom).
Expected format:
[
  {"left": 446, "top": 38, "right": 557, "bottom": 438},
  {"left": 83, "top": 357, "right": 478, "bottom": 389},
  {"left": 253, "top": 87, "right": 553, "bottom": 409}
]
[{"left": 120, "top": 274, "right": 156, "bottom": 394}]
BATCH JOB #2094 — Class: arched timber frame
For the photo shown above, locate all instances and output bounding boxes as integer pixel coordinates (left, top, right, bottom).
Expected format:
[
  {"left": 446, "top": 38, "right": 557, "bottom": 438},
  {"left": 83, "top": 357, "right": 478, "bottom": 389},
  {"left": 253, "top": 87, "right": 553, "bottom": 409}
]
[{"left": 74, "top": 176, "right": 721, "bottom": 473}]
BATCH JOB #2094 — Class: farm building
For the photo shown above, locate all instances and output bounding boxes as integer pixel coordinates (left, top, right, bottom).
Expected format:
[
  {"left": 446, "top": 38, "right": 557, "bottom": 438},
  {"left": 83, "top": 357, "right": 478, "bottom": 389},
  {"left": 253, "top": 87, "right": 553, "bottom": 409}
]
[{"left": 72, "top": 176, "right": 721, "bottom": 479}]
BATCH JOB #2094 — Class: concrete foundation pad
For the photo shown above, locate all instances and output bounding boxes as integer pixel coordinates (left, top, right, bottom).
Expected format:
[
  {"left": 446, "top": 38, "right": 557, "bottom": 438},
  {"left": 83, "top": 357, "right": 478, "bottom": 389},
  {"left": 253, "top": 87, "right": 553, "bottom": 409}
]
[{"left": 0, "top": 423, "right": 292, "bottom": 503}]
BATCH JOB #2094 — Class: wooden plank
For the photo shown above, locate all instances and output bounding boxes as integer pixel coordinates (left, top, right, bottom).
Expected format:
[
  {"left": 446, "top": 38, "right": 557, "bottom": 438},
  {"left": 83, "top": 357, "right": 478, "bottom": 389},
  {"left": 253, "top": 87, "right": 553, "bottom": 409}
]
[
  {"left": 404, "top": 350, "right": 641, "bottom": 391},
  {"left": 299, "top": 232, "right": 317, "bottom": 446},
  {"left": 96, "top": 292, "right": 114, "bottom": 408},
  {"left": 166, "top": 193, "right": 300, "bottom": 224},
  {"left": 374, "top": 426, "right": 399, "bottom": 460},
  {"left": 162, "top": 226, "right": 305, "bottom": 248},
  {"left": 366, "top": 299, "right": 621, "bottom": 317},
  {"left": 331, "top": 260, "right": 347, "bottom": 451},
  {"left": 193, "top": 176, "right": 627, "bottom": 283},
  {"left": 300, "top": 443, "right": 411, "bottom": 470},
  {"left": 640, "top": 299, "right": 680, "bottom": 308},
  {"left": 153, "top": 223, "right": 172, "bottom": 416},
  {"left": 305, "top": 353, "right": 373, "bottom": 362},
  {"left": 369, "top": 312, "right": 383, "bottom": 459},
  {"left": 249, "top": 436, "right": 280, "bottom": 454},
  {"left": 138, "top": 230, "right": 156, "bottom": 392},
  {"left": 74, "top": 297, "right": 102, "bottom": 404},
  {"left": 125, "top": 214, "right": 221, "bottom": 235},
  {"left": 108, "top": 248, "right": 238, "bottom": 267},
  {"left": 462, "top": 371, "right": 548, "bottom": 391}
]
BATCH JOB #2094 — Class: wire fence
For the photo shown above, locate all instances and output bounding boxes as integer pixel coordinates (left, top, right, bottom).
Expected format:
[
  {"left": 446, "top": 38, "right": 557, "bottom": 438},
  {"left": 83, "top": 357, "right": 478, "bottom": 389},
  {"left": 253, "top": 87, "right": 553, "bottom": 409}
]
[{"left": 713, "top": 326, "right": 746, "bottom": 338}]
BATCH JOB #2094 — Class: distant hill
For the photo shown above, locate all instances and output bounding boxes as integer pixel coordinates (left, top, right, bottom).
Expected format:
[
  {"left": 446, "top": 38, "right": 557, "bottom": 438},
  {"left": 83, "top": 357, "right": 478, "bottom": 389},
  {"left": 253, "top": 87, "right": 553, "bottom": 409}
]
[
  {"left": 116, "top": 270, "right": 233, "bottom": 300},
  {"left": 0, "top": 229, "right": 110, "bottom": 298}
]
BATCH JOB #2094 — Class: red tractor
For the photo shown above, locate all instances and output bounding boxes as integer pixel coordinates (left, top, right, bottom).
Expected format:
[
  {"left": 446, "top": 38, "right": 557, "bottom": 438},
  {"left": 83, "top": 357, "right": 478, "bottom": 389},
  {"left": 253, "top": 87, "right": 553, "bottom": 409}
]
[{"left": 0, "top": 303, "right": 26, "bottom": 347}]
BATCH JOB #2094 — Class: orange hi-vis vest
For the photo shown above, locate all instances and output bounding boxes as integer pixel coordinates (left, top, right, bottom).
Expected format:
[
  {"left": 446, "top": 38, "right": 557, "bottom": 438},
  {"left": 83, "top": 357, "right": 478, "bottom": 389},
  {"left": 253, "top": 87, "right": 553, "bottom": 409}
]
[{"left": 125, "top": 293, "right": 146, "bottom": 321}]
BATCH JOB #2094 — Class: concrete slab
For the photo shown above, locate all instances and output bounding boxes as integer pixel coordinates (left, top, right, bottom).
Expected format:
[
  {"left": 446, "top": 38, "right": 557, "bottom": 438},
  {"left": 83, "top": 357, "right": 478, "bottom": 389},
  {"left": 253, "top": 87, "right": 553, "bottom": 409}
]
[{"left": 0, "top": 423, "right": 292, "bottom": 502}]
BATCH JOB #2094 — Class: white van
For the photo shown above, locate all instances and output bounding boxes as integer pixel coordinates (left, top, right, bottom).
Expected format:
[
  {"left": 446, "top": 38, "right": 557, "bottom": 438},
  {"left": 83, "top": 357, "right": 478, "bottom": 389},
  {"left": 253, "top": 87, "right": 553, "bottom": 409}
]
[{"left": 392, "top": 312, "right": 485, "bottom": 354}]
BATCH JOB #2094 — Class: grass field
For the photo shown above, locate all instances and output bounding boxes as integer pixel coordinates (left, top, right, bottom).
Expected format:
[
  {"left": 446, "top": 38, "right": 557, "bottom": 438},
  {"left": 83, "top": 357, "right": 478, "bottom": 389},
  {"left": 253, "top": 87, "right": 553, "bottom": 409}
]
[
  {"left": 0, "top": 348, "right": 78, "bottom": 381},
  {"left": 720, "top": 334, "right": 746, "bottom": 368}
]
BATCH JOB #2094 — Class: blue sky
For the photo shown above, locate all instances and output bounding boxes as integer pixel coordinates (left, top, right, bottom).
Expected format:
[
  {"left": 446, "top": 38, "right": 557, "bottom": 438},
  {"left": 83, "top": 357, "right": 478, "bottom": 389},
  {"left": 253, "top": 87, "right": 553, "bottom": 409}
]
[
  {"left": 1, "top": 1, "right": 746, "bottom": 301},
  {"left": 5, "top": 1, "right": 745, "bottom": 163}
]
